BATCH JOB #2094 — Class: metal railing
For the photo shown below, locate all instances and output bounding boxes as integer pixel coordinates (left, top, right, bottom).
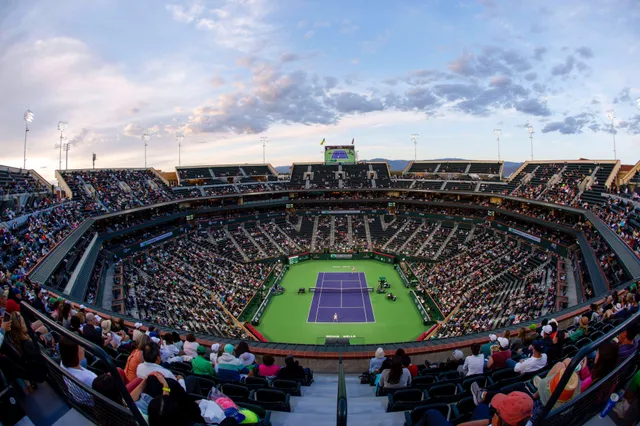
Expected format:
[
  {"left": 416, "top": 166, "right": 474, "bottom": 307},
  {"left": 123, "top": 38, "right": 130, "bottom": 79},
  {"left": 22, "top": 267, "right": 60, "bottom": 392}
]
[
  {"left": 535, "top": 310, "right": 640, "bottom": 425},
  {"left": 337, "top": 354, "right": 348, "bottom": 426},
  {"left": 19, "top": 301, "right": 146, "bottom": 426}
]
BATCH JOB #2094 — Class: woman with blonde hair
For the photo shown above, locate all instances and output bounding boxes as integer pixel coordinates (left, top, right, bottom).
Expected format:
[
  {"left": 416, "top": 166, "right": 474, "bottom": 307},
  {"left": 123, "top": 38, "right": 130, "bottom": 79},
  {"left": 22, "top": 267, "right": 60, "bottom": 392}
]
[
  {"left": 369, "top": 348, "right": 386, "bottom": 373},
  {"left": 569, "top": 316, "right": 589, "bottom": 341},
  {"left": 124, "top": 333, "right": 150, "bottom": 382}
]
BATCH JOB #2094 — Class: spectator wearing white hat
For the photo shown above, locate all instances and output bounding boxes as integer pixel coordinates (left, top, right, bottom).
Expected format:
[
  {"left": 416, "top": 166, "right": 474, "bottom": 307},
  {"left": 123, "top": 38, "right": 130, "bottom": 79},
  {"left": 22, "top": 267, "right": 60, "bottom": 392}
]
[
  {"left": 369, "top": 348, "right": 386, "bottom": 373},
  {"left": 487, "top": 337, "right": 512, "bottom": 370},
  {"left": 209, "top": 343, "right": 220, "bottom": 364},
  {"left": 481, "top": 334, "right": 498, "bottom": 358}
]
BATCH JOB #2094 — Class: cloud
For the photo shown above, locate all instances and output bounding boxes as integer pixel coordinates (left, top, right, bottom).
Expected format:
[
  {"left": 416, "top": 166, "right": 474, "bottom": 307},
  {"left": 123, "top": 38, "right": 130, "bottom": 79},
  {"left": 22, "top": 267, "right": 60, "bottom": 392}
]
[
  {"left": 448, "top": 46, "right": 532, "bottom": 78},
  {"left": 575, "top": 46, "right": 594, "bottom": 59},
  {"left": 524, "top": 72, "right": 537, "bottom": 81},
  {"left": 613, "top": 87, "right": 633, "bottom": 105},
  {"left": 551, "top": 55, "right": 576, "bottom": 76},
  {"left": 514, "top": 99, "right": 551, "bottom": 116},
  {"left": 617, "top": 114, "right": 640, "bottom": 134},
  {"left": 210, "top": 76, "right": 225, "bottom": 87},
  {"left": 541, "top": 112, "right": 597, "bottom": 134},
  {"left": 166, "top": 0, "right": 204, "bottom": 23},
  {"left": 360, "top": 30, "right": 391, "bottom": 54},
  {"left": 280, "top": 52, "right": 300, "bottom": 63},
  {"left": 330, "top": 92, "right": 385, "bottom": 114},
  {"left": 168, "top": 0, "right": 274, "bottom": 51},
  {"left": 533, "top": 47, "right": 547, "bottom": 61}
]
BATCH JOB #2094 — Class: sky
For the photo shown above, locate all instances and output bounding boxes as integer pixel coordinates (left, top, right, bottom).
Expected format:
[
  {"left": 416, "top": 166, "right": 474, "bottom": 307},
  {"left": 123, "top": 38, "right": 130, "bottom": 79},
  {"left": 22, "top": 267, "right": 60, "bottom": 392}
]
[{"left": 0, "top": 0, "right": 639, "bottom": 181}]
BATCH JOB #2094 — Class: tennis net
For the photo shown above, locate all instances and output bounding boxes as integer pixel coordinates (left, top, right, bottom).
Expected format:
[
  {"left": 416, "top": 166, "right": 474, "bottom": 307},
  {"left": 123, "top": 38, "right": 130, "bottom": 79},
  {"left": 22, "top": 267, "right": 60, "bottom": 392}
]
[{"left": 309, "top": 287, "right": 373, "bottom": 294}]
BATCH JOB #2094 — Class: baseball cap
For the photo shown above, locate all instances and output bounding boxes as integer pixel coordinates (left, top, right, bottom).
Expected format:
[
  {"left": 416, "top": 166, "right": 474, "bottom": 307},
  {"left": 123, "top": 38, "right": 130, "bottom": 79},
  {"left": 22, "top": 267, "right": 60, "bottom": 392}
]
[
  {"left": 134, "top": 322, "right": 143, "bottom": 329},
  {"left": 239, "top": 352, "right": 256, "bottom": 366},
  {"left": 196, "top": 345, "right": 207, "bottom": 355},
  {"left": 491, "top": 391, "right": 534, "bottom": 424},
  {"left": 497, "top": 337, "right": 509, "bottom": 349},
  {"left": 224, "top": 343, "right": 235, "bottom": 354},
  {"left": 5, "top": 299, "right": 20, "bottom": 313},
  {"left": 452, "top": 349, "right": 464, "bottom": 360},
  {"left": 211, "top": 343, "right": 220, "bottom": 352},
  {"left": 489, "top": 334, "right": 497, "bottom": 342},
  {"left": 79, "top": 304, "right": 86, "bottom": 310},
  {"left": 542, "top": 325, "right": 553, "bottom": 336},
  {"left": 529, "top": 324, "right": 537, "bottom": 331},
  {"left": 532, "top": 341, "right": 545, "bottom": 352}
]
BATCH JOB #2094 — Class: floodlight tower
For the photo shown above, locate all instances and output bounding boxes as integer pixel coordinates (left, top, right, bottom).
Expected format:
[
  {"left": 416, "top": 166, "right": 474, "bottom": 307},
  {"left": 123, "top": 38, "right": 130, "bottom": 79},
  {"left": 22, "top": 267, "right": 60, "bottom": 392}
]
[
  {"left": 176, "top": 131, "right": 185, "bottom": 167},
  {"left": 260, "top": 136, "right": 268, "bottom": 164},
  {"left": 410, "top": 133, "right": 419, "bottom": 161},
  {"left": 493, "top": 127, "right": 502, "bottom": 161},
  {"left": 606, "top": 110, "right": 617, "bottom": 160},
  {"left": 23, "top": 110, "right": 34, "bottom": 169},
  {"left": 57, "top": 121, "right": 68, "bottom": 171},
  {"left": 63, "top": 142, "right": 71, "bottom": 170},
  {"left": 142, "top": 133, "right": 151, "bottom": 168},
  {"left": 527, "top": 125, "right": 535, "bottom": 161}
]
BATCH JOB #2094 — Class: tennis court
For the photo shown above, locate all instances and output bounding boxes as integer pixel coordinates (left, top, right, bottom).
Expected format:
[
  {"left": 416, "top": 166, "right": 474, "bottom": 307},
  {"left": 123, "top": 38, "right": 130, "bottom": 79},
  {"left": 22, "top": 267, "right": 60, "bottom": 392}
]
[
  {"left": 330, "top": 150, "right": 350, "bottom": 160},
  {"left": 307, "top": 272, "right": 375, "bottom": 323}
]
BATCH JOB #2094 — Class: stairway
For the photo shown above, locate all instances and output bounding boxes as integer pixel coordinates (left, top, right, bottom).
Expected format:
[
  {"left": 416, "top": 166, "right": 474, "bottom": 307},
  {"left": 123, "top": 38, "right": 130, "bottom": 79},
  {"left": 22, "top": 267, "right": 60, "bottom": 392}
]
[
  {"left": 347, "top": 216, "right": 354, "bottom": 247},
  {"left": 241, "top": 225, "right": 267, "bottom": 257},
  {"left": 311, "top": 216, "right": 320, "bottom": 251},
  {"left": 330, "top": 216, "right": 336, "bottom": 247},
  {"left": 399, "top": 220, "right": 425, "bottom": 252},
  {"left": 257, "top": 221, "right": 285, "bottom": 255},
  {"left": 382, "top": 219, "right": 410, "bottom": 250},
  {"left": 224, "top": 227, "right": 250, "bottom": 261},
  {"left": 269, "top": 374, "right": 404, "bottom": 426},
  {"left": 364, "top": 216, "right": 373, "bottom": 250},
  {"left": 434, "top": 223, "right": 458, "bottom": 259},
  {"left": 417, "top": 222, "right": 441, "bottom": 255}
]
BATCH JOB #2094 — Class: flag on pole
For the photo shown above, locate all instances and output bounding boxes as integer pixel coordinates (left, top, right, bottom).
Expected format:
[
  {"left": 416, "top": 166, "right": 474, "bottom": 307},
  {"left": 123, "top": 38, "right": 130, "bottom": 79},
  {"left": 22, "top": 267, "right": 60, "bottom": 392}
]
[
  {"left": 351, "top": 138, "right": 354, "bottom": 145},
  {"left": 320, "top": 138, "right": 325, "bottom": 145}
]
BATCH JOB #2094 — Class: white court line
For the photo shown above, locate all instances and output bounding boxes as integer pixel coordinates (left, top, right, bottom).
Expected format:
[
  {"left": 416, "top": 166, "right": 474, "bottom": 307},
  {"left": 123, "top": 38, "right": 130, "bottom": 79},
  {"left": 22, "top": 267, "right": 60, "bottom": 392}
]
[
  {"left": 340, "top": 280, "right": 343, "bottom": 307},
  {"left": 358, "top": 272, "right": 368, "bottom": 322},
  {"left": 314, "top": 272, "right": 324, "bottom": 322}
]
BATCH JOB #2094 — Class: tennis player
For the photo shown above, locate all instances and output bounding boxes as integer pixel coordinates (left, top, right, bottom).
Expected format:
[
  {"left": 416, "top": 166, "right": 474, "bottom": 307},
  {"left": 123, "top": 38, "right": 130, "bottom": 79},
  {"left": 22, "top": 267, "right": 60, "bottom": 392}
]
[
  {"left": 351, "top": 266, "right": 356, "bottom": 272},
  {"left": 333, "top": 313, "right": 338, "bottom": 322}
]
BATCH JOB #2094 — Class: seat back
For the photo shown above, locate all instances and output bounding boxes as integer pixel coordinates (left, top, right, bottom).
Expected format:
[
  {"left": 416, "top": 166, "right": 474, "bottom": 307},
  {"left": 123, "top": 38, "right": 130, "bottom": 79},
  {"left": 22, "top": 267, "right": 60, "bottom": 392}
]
[
  {"left": 391, "top": 388, "right": 424, "bottom": 402},
  {"left": 376, "top": 386, "right": 410, "bottom": 397},
  {"left": 491, "top": 368, "right": 519, "bottom": 383},
  {"left": 461, "top": 375, "right": 489, "bottom": 392},
  {"left": 255, "top": 388, "right": 286, "bottom": 403},
  {"left": 411, "top": 375, "right": 438, "bottom": 389},
  {"left": 244, "top": 376, "right": 269, "bottom": 390},
  {"left": 408, "top": 403, "right": 450, "bottom": 425},
  {"left": 426, "top": 383, "right": 457, "bottom": 397},
  {"left": 438, "top": 370, "right": 461, "bottom": 381},
  {"left": 222, "top": 383, "right": 251, "bottom": 399},
  {"left": 272, "top": 380, "right": 301, "bottom": 396},
  {"left": 455, "top": 396, "right": 476, "bottom": 416}
]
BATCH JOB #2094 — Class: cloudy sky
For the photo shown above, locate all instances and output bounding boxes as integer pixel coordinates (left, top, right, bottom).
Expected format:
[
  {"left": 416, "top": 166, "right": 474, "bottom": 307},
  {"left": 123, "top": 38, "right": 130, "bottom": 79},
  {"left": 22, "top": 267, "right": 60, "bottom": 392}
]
[{"left": 1, "top": 0, "right": 639, "bottom": 180}]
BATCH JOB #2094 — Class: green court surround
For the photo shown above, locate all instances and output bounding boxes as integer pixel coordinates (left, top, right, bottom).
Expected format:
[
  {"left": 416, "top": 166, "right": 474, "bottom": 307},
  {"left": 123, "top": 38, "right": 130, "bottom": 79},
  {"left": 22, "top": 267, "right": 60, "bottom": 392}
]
[{"left": 255, "top": 260, "right": 427, "bottom": 344}]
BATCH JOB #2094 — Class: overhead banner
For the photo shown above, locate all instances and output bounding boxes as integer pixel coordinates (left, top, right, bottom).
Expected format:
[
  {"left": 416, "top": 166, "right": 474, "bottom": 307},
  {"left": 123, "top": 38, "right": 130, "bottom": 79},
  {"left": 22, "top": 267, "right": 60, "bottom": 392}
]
[
  {"left": 140, "top": 232, "right": 173, "bottom": 248},
  {"left": 508, "top": 227, "right": 541, "bottom": 243}
]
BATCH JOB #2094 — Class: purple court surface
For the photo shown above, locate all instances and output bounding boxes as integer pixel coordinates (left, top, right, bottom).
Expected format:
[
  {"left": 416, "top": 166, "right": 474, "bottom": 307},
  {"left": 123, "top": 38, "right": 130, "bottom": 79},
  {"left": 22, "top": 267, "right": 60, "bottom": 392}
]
[{"left": 307, "top": 272, "right": 375, "bottom": 323}]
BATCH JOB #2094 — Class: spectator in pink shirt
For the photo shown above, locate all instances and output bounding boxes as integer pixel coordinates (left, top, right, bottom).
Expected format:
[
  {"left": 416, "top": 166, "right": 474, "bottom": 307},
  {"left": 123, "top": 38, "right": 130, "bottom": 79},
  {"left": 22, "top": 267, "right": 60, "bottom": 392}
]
[{"left": 257, "top": 354, "right": 280, "bottom": 377}]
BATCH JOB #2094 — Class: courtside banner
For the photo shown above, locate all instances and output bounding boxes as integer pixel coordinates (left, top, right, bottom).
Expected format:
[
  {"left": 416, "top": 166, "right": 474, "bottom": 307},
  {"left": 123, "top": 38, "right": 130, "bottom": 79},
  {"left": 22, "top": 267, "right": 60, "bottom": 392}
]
[
  {"left": 508, "top": 227, "right": 541, "bottom": 243},
  {"left": 140, "top": 232, "right": 173, "bottom": 248},
  {"left": 320, "top": 210, "right": 361, "bottom": 214}
]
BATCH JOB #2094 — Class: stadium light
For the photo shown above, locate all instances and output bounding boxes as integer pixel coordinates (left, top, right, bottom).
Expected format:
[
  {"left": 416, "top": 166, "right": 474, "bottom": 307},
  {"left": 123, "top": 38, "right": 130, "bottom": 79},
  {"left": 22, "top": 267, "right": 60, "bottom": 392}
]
[
  {"left": 57, "top": 121, "right": 68, "bottom": 172},
  {"left": 176, "top": 131, "right": 185, "bottom": 167},
  {"left": 410, "top": 133, "right": 419, "bottom": 161},
  {"left": 493, "top": 128, "right": 502, "bottom": 161},
  {"left": 260, "top": 136, "right": 268, "bottom": 164},
  {"left": 23, "top": 109, "right": 34, "bottom": 169},
  {"left": 606, "top": 110, "right": 617, "bottom": 160},
  {"left": 142, "top": 133, "right": 151, "bottom": 168},
  {"left": 63, "top": 142, "right": 71, "bottom": 170},
  {"left": 527, "top": 125, "right": 535, "bottom": 161}
]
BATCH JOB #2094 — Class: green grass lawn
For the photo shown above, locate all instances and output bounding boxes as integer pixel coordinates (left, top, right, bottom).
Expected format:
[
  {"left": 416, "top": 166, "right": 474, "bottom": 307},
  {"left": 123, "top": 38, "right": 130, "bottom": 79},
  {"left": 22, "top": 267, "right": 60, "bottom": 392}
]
[{"left": 255, "top": 260, "right": 427, "bottom": 344}]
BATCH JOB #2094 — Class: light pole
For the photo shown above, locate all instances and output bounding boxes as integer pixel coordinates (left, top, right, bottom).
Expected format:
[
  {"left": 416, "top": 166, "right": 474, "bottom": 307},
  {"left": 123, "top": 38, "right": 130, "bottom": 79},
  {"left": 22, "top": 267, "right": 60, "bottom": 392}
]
[
  {"left": 142, "top": 133, "right": 150, "bottom": 168},
  {"left": 23, "top": 110, "right": 34, "bottom": 169},
  {"left": 260, "top": 136, "right": 268, "bottom": 164},
  {"left": 606, "top": 110, "right": 617, "bottom": 160},
  {"left": 527, "top": 125, "right": 534, "bottom": 161},
  {"left": 176, "top": 132, "right": 184, "bottom": 166},
  {"left": 410, "top": 133, "right": 419, "bottom": 161},
  {"left": 493, "top": 128, "right": 502, "bottom": 161},
  {"left": 57, "top": 121, "right": 68, "bottom": 171},
  {"left": 64, "top": 142, "right": 71, "bottom": 170}
]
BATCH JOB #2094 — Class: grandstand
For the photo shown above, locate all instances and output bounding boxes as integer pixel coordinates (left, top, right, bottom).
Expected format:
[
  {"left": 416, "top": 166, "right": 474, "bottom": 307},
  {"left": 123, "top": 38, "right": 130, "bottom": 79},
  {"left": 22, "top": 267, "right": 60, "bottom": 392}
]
[{"left": 2, "top": 157, "right": 640, "bottom": 426}]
